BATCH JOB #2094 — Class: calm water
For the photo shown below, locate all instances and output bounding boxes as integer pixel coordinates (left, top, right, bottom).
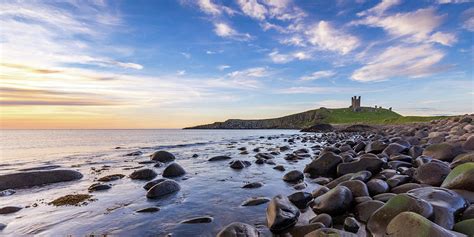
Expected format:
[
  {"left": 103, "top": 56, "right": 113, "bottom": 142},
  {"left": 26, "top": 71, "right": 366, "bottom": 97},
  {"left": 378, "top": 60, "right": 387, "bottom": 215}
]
[
  {"left": 0, "top": 129, "right": 332, "bottom": 236},
  {"left": 0, "top": 129, "right": 298, "bottom": 163}
]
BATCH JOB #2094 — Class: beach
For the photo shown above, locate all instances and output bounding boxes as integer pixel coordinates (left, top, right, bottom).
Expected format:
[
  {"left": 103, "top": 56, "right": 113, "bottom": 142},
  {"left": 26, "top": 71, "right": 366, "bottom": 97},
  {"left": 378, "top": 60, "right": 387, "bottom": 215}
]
[{"left": 1, "top": 116, "right": 473, "bottom": 236}]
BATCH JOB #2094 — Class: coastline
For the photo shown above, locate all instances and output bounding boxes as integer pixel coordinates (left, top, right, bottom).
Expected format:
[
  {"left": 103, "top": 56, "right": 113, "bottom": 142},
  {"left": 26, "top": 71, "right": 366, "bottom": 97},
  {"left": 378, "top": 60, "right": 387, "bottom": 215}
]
[{"left": 0, "top": 117, "right": 472, "bottom": 236}]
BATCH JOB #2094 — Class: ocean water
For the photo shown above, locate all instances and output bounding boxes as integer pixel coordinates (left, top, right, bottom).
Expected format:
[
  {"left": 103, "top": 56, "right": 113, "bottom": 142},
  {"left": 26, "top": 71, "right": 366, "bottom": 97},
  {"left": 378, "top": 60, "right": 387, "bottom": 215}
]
[{"left": 0, "top": 129, "right": 332, "bottom": 236}]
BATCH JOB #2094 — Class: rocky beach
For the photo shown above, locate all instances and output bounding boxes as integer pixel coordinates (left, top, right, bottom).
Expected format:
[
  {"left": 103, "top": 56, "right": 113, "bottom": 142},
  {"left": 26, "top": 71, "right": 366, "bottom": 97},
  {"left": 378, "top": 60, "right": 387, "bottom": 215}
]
[{"left": 0, "top": 116, "right": 473, "bottom": 236}]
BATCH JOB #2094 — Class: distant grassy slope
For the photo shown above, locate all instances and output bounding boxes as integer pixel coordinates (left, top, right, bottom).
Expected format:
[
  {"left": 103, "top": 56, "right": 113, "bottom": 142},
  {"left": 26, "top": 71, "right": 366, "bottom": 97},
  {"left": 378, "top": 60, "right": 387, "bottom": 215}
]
[{"left": 185, "top": 107, "right": 449, "bottom": 129}]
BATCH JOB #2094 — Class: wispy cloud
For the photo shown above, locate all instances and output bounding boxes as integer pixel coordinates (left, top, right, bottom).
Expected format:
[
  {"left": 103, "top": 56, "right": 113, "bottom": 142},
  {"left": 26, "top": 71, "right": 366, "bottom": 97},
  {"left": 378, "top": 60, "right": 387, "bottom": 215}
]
[
  {"left": 213, "top": 22, "right": 252, "bottom": 41},
  {"left": 300, "top": 70, "right": 336, "bottom": 81},
  {"left": 351, "top": 44, "right": 445, "bottom": 82},
  {"left": 305, "top": 21, "right": 360, "bottom": 55}
]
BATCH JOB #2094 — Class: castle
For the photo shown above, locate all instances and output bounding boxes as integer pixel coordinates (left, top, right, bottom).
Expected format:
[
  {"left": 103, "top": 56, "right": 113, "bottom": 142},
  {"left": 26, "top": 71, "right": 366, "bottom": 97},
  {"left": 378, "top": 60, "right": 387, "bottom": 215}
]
[{"left": 350, "top": 96, "right": 361, "bottom": 112}]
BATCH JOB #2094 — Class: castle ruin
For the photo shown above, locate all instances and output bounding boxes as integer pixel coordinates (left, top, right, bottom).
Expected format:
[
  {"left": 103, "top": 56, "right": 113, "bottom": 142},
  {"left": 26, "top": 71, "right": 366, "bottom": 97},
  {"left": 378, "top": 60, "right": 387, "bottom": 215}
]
[{"left": 350, "top": 96, "right": 361, "bottom": 112}]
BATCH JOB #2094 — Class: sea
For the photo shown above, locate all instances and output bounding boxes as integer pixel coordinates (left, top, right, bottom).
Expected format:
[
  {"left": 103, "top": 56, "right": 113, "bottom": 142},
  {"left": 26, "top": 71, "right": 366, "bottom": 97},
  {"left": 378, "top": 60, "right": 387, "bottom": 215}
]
[{"left": 0, "top": 129, "right": 328, "bottom": 236}]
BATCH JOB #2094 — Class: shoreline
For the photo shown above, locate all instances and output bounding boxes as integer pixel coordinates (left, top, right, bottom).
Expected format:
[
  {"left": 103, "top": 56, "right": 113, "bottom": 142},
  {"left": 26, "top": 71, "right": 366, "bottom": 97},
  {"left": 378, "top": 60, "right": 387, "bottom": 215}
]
[{"left": 0, "top": 117, "right": 472, "bottom": 236}]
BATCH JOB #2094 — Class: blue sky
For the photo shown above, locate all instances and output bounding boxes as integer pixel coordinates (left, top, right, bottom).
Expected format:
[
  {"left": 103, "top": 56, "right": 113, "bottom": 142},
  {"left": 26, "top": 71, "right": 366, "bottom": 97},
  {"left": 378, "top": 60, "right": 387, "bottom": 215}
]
[{"left": 0, "top": 0, "right": 473, "bottom": 128}]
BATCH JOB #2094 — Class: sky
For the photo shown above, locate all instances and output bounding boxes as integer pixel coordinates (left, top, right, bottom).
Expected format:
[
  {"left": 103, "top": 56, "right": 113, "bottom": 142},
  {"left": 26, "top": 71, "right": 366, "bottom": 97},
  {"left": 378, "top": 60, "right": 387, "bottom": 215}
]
[{"left": 0, "top": 0, "right": 473, "bottom": 129}]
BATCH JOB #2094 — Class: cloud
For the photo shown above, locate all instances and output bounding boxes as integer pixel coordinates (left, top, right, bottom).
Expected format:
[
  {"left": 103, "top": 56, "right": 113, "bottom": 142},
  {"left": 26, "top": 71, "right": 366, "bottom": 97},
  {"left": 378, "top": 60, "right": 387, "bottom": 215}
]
[
  {"left": 436, "top": 0, "right": 471, "bottom": 3},
  {"left": 275, "top": 86, "right": 348, "bottom": 94},
  {"left": 227, "top": 67, "right": 269, "bottom": 78},
  {"left": 358, "top": 0, "right": 400, "bottom": 16},
  {"left": 217, "top": 65, "right": 231, "bottom": 70},
  {"left": 213, "top": 22, "right": 252, "bottom": 40},
  {"left": 462, "top": 7, "right": 474, "bottom": 31},
  {"left": 300, "top": 70, "right": 336, "bottom": 81},
  {"left": 237, "top": 0, "right": 267, "bottom": 20},
  {"left": 268, "top": 50, "right": 311, "bottom": 63},
  {"left": 351, "top": 44, "right": 445, "bottom": 82},
  {"left": 197, "top": 0, "right": 222, "bottom": 15},
  {"left": 181, "top": 52, "right": 191, "bottom": 59},
  {"left": 305, "top": 21, "right": 360, "bottom": 55},
  {"left": 0, "top": 1, "right": 142, "bottom": 69},
  {"left": 177, "top": 70, "right": 186, "bottom": 76},
  {"left": 354, "top": 7, "right": 457, "bottom": 46},
  {"left": 315, "top": 100, "right": 349, "bottom": 108}
]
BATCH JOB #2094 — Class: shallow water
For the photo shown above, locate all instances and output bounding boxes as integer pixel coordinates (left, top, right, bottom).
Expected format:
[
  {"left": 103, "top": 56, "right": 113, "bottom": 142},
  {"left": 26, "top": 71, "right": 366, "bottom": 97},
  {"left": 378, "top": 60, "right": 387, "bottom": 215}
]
[{"left": 0, "top": 129, "right": 329, "bottom": 236}]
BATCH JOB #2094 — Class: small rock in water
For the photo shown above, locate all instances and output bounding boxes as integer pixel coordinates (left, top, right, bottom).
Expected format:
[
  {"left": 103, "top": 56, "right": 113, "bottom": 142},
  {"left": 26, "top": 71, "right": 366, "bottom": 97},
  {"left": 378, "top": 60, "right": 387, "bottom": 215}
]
[
  {"left": 216, "top": 222, "right": 259, "bottom": 237},
  {"left": 208, "top": 155, "right": 232, "bottom": 161},
  {"left": 241, "top": 197, "right": 270, "bottom": 206},
  {"left": 136, "top": 207, "right": 160, "bottom": 213},
  {"left": 305, "top": 228, "right": 358, "bottom": 237},
  {"left": 282, "top": 170, "right": 304, "bottom": 183},
  {"left": 181, "top": 216, "right": 213, "bottom": 224},
  {"left": 162, "top": 163, "right": 186, "bottom": 178},
  {"left": 49, "top": 194, "right": 93, "bottom": 206},
  {"left": 150, "top": 150, "right": 176, "bottom": 162},
  {"left": 242, "top": 182, "right": 263, "bottom": 189},
  {"left": 0, "top": 170, "right": 83, "bottom": 190},
  {"left": 229, "top": 160, "right": 251, "bottom": 169},
  {"left": 125, "top": 151, "right": 143, "bottom": 156},
  {"left": 0, "top": 189, "right": 16, "bottom": 197},
  {"left": 288, "top": 191, "right": 313, "bottom": 209},
  {"left": 143, "top": 178, "right": 168, "bottom": 190},
  {"left": 88, "top": 183, "right": 111, "bottom": 192},
  {"left": 273, "top": 165, "right": 285, "bottom": 171},
  {"left": 266, "top": 194, "right": 300, "bottom": 233},
  {"left": 129, "top": 168, "right": 158, "bottom": 180},
  {"left": 0, "top": 206, "right": 22, "bottom": 215},
  {"left": 146, "top": 180, "right": 180, "bottom": 199},
  {"left": 98, "top": 174, "right": 125, "bottom": 182}
]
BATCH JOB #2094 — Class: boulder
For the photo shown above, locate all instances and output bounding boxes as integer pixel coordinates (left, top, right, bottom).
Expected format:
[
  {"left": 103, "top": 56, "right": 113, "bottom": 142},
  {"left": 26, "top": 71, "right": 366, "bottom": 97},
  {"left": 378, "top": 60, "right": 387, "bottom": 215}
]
[
  {"left": 463, "top": 135, "right": 474, "bottom": 150},
  {"left": 0, "top": 206, "right": 22, "bottom": 215},
  {"left": 143, "top": 178, "right": 167, "bottom": 190},
  {"left": 150, "top": 150, "right": 175, "bottom": 162},
  {"left": 97, "top": 174, "right": 124, "bottom": 182},
  {"left": 288, "top": 191, "right": 313, "bottom": 209},
  {"left": 441, "top": 162, "right": 474, "bottom": 191},
  {"left": 181, "top": 216, "right": 213, "bottom": 224},
  {"left": 367, "top": 179, "right": 389, "bottom": 196},
  {"left": 283, "top": 170, "right": 304, "bottom": 183},
  {"left": 242, "top": 182, "right": 263, "bottom": 189},
  {"left": 450, "top": 152, "right": 474, "bottom": 168},
  {"left": 230, "top": 160, "right": 251, "bottom": 169},
  {"left": 408, "top": 187, "right": 468, "bottom": 229},
  {"left": 129, "top": 168, "right": 157, "bottom": 180},
  {"left": 162, "top": 163, "right": 186, "bottom": 178},
  {"left": 146, "top": 180, "right": 180, "bottom": 199},
  {"left": 241, "top": 197, "right": 270, "bottom": 206},
  {"left": 266, "top": 195, "right": 300, "bottom": 233},
  {"left": 453, "top": 219, "right": 474, "bottom": 237},
  {"left": 309, "top": 213, "right": 332, "bottom": 227},
  {"left": 338, "top": 180, "right": 369, "bottom": 197},
  {"left": 216, "top": 222, "right": 259, "bottom": 237},
  {"left": 208, "top": 155, "right": 232, "bottom": 162},
  {"left": 312, "top": 186, "right": 353, "bottom": 215},
  {"left": 343, "top": 217, "right": 360, "bottom": 233},
  {"left": 414, "top": 162, "right": 450, "bottom": 186},
  {"left": 367, "top": 193, "right": 434, "bottom": 236},
  {"left": 337, "top": 156, "right": 384, "bottom": 176},
  {"left": 355, "top": 200, "right": 384, "bottom": 223},
  {"left": 88, "top": 183, "right": 111, "bottom": 192},
  {"left": 423, "top": 143, "right": 460, "bottom": 162},
  {"left": 386, "top": 212, "right": 456, "bottom": 237},
  {"left": 304, "top": 228, "right": 358, "bottom": 237},
  {"left": 304, "top": 152, "right": 342, "bottom": 178},
  {"left": 0, "top": 170, "right": 83, "bottom": 190},
  {"left": 365, "top": 140, "right": 388, "bottom": 154}
]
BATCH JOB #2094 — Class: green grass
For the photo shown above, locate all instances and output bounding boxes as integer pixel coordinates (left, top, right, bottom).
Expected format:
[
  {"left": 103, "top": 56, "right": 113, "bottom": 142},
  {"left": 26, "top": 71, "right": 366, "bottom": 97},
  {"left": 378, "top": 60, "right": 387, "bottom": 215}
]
[{"left": 318, "top": 107, "right": 449, "bottom": 125}]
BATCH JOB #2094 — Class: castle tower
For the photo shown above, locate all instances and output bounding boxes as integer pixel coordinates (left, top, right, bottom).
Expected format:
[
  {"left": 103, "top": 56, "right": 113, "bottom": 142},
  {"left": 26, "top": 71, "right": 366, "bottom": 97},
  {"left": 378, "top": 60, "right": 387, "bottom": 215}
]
[{"left": 350, "top": 96, "right": 361, "bottom": 112}]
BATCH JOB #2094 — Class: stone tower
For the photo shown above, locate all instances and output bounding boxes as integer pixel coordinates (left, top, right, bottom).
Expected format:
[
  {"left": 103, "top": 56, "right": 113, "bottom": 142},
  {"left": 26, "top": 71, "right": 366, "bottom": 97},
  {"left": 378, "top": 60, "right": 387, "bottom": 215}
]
[{"left": 351, "top": 96, "right": 361, "bottom": 112}]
